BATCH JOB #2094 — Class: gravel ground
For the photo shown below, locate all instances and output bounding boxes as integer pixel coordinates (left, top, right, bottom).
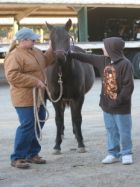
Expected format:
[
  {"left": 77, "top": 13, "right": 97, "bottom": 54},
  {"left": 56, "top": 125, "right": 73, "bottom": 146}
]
[{"left": 0, "top": 79, "right": 140, "bottom": 187}]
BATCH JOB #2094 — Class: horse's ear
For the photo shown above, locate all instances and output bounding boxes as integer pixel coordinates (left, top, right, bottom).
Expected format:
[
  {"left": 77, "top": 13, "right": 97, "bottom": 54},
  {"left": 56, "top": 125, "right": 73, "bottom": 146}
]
[
  {"left": 65, "top": 19, "right": 72, "bottom": 31},
  {"left": 46, "top": 21, "right": 54, "bottom": 31}
]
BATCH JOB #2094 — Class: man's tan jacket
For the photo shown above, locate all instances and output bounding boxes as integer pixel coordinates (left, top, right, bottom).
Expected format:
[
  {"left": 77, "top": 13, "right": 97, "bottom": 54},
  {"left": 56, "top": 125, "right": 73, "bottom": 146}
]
[{"left": 4, "top": 47, "right": 54, "bottom": 107}]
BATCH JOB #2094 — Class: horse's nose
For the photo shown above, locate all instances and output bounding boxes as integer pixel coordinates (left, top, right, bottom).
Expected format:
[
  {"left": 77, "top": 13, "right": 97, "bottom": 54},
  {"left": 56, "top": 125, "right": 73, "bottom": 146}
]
[{"left": 55, "top": 52, "right": 67, "bottom": 64}]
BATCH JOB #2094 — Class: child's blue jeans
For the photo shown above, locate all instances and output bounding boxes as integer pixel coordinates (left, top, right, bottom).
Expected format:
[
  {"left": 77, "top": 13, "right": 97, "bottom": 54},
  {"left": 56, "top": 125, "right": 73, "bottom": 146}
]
[{"left": 103, "top": 112, "right": 132, "bottom": 158}]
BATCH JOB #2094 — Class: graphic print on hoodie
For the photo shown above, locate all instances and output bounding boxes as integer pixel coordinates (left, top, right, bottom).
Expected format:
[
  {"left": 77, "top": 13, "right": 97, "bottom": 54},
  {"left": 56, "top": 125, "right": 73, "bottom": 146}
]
[{"left": 103, "top": 64, "right": 118, "bottom": 100}]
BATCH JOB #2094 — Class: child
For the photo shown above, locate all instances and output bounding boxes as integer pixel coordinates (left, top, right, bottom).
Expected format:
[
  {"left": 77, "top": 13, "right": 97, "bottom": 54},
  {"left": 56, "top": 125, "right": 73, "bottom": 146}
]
[{"left": 70, "top": 37, "right": 134, "bottom": 165}]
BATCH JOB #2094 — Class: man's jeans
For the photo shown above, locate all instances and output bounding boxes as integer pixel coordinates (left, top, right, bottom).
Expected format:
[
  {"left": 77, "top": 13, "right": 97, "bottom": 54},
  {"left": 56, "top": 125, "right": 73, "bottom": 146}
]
[
  {"left": 11, "top": 105, "right": 46, "bottom": 161},
  {"left": 103, "top": 112, "right": 132, "bottom": 158}
]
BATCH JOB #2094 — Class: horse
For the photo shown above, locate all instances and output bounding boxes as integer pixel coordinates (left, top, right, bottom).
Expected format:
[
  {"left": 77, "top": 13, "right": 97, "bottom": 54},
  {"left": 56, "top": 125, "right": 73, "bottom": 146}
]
[{"left": 45, "top": 19, "right": 95, "bottom": 154}]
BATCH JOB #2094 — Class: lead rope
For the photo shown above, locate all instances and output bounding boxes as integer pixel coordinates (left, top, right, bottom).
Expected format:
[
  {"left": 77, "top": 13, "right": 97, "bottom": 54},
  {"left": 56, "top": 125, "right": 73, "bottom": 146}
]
[
  {"left": 33, "top": 77, "right": 63, "bottom": 143},
  {"left": 33, "top": 87, "right": 49, "bottom": 143},
  {"left": 33, "top": 72, "right": 63, "bottom": 143},
  {"left": 45, "top": 72, "right": 63, "bottom": 103}
]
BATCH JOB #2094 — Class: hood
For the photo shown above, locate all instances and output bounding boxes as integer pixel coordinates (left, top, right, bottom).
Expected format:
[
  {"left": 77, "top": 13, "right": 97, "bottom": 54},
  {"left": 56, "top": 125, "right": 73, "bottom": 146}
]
[{"left": 103, "top": 37, "right": 125, "bottom": 62}]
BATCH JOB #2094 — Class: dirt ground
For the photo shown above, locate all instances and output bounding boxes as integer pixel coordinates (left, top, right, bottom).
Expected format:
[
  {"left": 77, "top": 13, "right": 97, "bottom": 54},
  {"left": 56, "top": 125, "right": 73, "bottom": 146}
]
[{"left": 0, "top": 79, "right": 140, "bottom": 187}]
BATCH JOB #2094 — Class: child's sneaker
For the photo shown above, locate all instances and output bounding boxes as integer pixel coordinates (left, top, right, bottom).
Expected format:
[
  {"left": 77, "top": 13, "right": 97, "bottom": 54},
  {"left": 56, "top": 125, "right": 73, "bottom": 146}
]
[
  {"left": 122, "top": 155, "right": 133, "bottom": 165},
  {"left": 102, "top": 155, "right": 120, "bottom": 164}
]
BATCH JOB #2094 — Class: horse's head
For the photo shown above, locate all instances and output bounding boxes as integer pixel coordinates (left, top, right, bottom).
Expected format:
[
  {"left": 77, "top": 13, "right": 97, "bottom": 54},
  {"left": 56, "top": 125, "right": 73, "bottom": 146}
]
[{"left": 46, "top": 19, "right": 72, "bottom": 65}]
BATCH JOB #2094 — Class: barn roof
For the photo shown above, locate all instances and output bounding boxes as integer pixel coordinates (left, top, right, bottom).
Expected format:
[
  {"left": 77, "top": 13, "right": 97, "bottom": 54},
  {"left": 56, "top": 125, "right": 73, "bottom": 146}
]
[
  {"left": 0, "top": 0, "right": 140, "bottom": 5},
  {"left": 0, "top": 0, "right": 140, "bottom": 20}
]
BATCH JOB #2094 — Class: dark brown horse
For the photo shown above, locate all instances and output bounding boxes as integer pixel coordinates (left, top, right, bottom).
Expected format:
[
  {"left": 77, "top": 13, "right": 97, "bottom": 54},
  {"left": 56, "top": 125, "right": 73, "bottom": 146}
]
[{"left": 46, "top": 19, "right": 95, "bottom": 154}]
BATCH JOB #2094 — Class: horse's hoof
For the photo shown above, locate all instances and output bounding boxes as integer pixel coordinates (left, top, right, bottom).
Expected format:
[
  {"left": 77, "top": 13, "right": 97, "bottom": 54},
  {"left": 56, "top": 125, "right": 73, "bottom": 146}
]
[
  {"left": 78, "top": 147, "right": 86, "bottom": 153},
  {"left": 53, "top": 149, "right": 62, "bottom": 155}
]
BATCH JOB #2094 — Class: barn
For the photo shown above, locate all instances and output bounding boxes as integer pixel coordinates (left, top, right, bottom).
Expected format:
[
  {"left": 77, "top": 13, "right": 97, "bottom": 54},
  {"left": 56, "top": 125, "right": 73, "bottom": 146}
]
[{"left": 1, "top": 0, "right": 140, "bottom": 80}]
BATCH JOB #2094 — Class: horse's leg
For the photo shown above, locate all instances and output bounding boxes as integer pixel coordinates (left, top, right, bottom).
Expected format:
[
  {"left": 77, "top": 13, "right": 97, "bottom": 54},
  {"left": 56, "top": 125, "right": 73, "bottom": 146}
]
[
  {"left": 70, "top": 95, "right": 86, "bottom": 153},
  {"left": 53, "top": 102, "right": 65, "bottom": 154}
]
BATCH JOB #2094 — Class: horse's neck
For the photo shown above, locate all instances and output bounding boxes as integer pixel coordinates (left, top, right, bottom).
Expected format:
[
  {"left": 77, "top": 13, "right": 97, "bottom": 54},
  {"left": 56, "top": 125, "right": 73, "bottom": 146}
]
[{"left": 60, "top": 58, "right": 74, "bottom": 76}]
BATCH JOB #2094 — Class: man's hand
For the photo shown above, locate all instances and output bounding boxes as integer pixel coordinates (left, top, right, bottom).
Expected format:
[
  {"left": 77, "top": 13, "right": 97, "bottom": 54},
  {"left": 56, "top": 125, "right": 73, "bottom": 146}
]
[{"left": 36, "top": 80, "right": 46, "bottom": 88}]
